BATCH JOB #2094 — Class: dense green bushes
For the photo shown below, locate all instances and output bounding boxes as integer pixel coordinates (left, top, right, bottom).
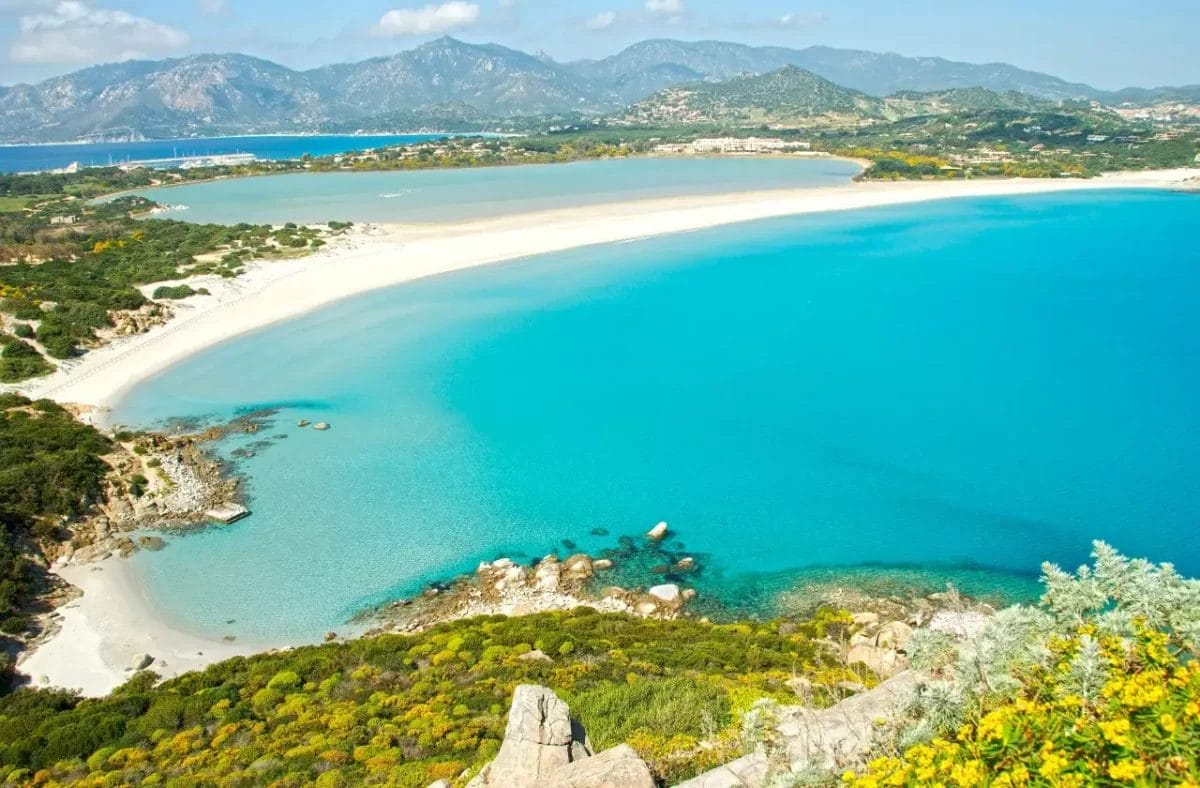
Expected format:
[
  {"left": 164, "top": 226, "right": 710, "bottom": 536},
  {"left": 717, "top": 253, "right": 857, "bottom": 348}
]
[
  {"left": 0, "top": 336, "right": 51, "bottom": 382},
  {"left": 0, "top": 396, "right": 111, "bottom": 637}
]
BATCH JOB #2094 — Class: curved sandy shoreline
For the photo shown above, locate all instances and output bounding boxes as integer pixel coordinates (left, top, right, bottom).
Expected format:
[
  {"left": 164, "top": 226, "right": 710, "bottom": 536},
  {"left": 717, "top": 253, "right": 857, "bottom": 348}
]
[
  {"left": 14, "top": 167, "right": 1198, "bottom": 696},
  {"left": 22, "top": 168, "right": 1198, "bottom": 417}
]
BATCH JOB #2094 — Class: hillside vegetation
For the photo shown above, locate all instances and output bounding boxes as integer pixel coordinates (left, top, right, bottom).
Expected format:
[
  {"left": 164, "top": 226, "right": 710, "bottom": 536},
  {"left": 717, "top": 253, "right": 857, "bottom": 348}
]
[
  {"left": 0, "top": 187, "right": 331, "bottom": 375},
  {"left": 0, "top": 610, "right": 860, "bottom": 786},
  {"left": 0, "top": 396, "right": 111, "bottom": 643},
  {"left": 624, "top": 67, "right": 886, "bottom": 126}
]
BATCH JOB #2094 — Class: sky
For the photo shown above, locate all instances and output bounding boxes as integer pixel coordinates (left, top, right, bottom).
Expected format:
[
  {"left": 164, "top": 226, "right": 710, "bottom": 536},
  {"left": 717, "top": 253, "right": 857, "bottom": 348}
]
[{"left": 0, "top": 0, "right": 1197, "bottom": 89}]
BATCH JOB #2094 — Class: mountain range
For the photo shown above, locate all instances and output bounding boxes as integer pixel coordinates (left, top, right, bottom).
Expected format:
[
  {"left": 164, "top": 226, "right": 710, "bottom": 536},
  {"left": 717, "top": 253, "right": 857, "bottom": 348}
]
[{"left": 0, "top": 37, "right": 1196, "bottom": 143}]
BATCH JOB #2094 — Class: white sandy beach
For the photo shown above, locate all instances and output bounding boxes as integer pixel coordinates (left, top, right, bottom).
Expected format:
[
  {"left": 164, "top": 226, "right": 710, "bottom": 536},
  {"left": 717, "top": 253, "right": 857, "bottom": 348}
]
[
  {"left": 15, "top": 167, "right": 1198, "bottom": 696},
  {"left": 18, "top": 557, "right": 260, "bottom": 695}
]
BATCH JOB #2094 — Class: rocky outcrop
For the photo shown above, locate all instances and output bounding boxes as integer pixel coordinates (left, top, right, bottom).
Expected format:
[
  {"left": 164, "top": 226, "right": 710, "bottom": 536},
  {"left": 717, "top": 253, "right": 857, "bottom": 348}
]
[
  {"left": 677, "top": 672, "right": 922, "bottom": 787},
  {"left": 778, "top": 671, "right": 920, "bottom": 770},
  {"left": 845, "top": 617, "right": 913, "bottom": 679},
  {"left": 545, "top": 744, "right": 656, "bottom": 788},
  {"left": 469, "top": 686, "right": 654, "bottom": 788},
  {"left": 372, "top": 551, "right": 697, "bottom": 635},
  {"left": 468, "top": 685, "right": 591, "bottom": 787}
]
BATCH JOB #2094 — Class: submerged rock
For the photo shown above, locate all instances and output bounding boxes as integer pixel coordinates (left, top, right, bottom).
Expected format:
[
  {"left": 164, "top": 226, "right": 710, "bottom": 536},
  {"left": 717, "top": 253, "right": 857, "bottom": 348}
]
[{"left": 646, "top": 521, "right": 669, "bottom": 540}]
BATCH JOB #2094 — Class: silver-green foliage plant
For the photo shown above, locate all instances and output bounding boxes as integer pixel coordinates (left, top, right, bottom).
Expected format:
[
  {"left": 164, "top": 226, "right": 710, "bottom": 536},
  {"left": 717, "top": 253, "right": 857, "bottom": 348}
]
[
  {"left": 1041, "top": 540, "right": 1200, "bottom": 648},
  {"left": 896, "top": 541, "right": 1198, "bottom": 742}
]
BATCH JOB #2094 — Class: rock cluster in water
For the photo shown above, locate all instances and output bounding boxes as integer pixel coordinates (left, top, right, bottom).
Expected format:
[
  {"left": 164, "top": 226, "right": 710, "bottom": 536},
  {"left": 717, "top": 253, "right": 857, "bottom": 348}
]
[{"left": 370, "top": 550, "right": 698, "bottom": 635}]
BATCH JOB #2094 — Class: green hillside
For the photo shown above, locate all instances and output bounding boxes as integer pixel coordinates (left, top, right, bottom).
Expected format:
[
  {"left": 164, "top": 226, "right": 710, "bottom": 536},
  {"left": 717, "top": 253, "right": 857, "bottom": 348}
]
[{"left": 624, "top": 66, "right": 886, "bottom": 126}]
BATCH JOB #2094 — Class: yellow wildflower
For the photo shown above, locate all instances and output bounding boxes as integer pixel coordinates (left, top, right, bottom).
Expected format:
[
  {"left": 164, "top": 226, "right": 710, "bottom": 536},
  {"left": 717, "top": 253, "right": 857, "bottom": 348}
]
[
  {"left": 1108, "top": 759, "right": 1146, "bottom": 780},
  {"left": 1160, "top": 713, "right": 1177, "bottom": 734},
  {"left": 951, "top": 761, "right": 986, "bottom": 787},
  {"left": 1039, "top": 742, "right": 1068, "bottom": 779},
  {"left": 1099, "top": 718, "right": 1132, "bottom": 748}
]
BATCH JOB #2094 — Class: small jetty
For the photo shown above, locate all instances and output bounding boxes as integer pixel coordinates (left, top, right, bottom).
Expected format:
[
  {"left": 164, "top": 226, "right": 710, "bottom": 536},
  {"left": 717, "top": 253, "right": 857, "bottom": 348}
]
[{"left": 206, "top": 503, "right": 250, "bottom": 524}]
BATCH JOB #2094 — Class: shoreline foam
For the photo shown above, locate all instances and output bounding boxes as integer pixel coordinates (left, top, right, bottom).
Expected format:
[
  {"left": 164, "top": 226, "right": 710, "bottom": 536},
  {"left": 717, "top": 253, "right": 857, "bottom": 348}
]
[{"left": 14, "top": 168, "right": 1198, "bottom": 696}]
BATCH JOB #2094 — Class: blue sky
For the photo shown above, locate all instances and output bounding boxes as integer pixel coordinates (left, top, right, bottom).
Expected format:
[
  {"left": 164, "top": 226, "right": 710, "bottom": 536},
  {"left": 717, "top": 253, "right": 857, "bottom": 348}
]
[{"left": 1, "top": 0, "right": 1197, "bottom": 88}]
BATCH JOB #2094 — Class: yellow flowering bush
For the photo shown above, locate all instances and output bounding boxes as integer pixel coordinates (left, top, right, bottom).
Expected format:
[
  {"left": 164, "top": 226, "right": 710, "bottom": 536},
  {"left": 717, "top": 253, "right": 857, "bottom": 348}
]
[{"left": 846, "top": 626, "right": 1200, "bottom": 786}]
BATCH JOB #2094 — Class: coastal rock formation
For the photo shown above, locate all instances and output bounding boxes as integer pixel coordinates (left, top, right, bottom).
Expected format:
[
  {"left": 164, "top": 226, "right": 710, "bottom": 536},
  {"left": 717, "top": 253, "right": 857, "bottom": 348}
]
[
  {"left": 468, "top": 686, "right": 654, "bottom": 788},
  {"left": 375, "top": 551, "right": 698, "bottom": 634},
  {"left": 466, "top": 685, "right": 591, "bottom": 787},
  {"left": 544, "top": 744, "right": 656, "bottom": 788},
  {"left": 845, "top": 616, "right": 915, "bottom": 679},
  {"left": 648, "top": 583, "right": 682, "bottom": 605},
  {"left": 678, "top": 672, "right": 922, "bottom": 787}
]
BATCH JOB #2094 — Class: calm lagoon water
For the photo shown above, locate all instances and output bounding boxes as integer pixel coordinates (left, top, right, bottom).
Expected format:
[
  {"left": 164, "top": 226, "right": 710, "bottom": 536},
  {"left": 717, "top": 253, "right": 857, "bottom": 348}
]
[
  {"left": 129, "top": 158, "right": 863, "bottom": 224},
  {"left": 0, "top": 134, "right": 451, "bottom": 174},
  {"left": 113, "top": 190, "right": 1200, "bottom": 643}
]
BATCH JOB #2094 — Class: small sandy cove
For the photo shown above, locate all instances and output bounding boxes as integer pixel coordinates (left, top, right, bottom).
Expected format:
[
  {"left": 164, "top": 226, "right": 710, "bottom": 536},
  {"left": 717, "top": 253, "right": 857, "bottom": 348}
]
[{"left": 15, "top": 168, "right": 1198, "bottom": 696}]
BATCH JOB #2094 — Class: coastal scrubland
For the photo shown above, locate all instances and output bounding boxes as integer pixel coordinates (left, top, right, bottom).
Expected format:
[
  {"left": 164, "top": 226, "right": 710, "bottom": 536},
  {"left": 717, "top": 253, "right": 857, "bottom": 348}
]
[
  {"left": 1, "top": 546, "right": 1198, "bottom": 786},
  {"left": 0, "top": 191, "right": 334, "bottom": 375}
]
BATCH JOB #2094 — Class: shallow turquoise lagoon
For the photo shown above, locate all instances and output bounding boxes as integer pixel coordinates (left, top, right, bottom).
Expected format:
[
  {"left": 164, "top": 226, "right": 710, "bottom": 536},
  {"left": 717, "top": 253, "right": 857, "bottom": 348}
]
[
  {"left": 129, "top": 157, "right": 862, "bottom": 224},
  {"left": 113, "top": 190, "right": 1200, "bottom": 643}
]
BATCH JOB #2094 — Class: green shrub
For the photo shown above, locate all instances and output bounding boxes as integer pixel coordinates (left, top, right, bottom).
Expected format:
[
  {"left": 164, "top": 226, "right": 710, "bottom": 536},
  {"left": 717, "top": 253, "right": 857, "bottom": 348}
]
[
  {"left": 152, "top": 284, "right": 198, "bottom": 300},
  {"left": 0, "top": 335, "right": 51, "bottom": 382}
]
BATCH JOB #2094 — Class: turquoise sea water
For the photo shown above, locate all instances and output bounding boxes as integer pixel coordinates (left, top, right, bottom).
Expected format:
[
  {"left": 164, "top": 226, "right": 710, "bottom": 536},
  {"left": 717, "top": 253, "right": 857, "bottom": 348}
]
[
  {"left": 129, "top": 158, "right": 863, "bottom": 224},
  {"left": 113, "top": 189, "right": 1200, "bottom": 644},
  {"left": 0, "top": 134, "right": 451, "bottom": 173}
]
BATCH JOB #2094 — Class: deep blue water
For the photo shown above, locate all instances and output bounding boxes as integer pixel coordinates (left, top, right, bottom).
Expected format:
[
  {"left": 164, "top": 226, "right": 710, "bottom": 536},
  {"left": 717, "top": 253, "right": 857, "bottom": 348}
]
[
  {"left": 0, "top": 134, "right": 449, "bottom": 173},
  {"left": 112, "top": 190, "right": 1200, "bottom": 643}
]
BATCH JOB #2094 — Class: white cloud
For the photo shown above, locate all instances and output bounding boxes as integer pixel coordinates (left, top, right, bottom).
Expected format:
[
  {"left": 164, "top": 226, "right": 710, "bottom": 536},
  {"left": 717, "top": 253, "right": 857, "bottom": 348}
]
[
  {"left": 645, "top": 0, "right": 682, "bottom": 14},
  {"left": 374, "top": 2, "right": 481, "bottom": 36},
  {"left": 197, "top": 0, "right": 227, "bottom": 15},
  {"left": 584, "top": 11, "right": 616, "bottom": 31},
  {"left": 778, "top": 12, "right": 827, "bottom": 28},
  {"left": 9, "top": 1, "right": 189, "bottom": 64}
]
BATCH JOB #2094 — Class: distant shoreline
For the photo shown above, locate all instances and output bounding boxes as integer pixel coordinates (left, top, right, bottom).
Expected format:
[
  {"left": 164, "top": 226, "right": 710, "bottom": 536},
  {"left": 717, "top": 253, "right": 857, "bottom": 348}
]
[
  {"left": 0, "top": 131, "right": 501, "bottom": 149},
  {"left": 20, "top": 168, "right": 1198, "bottom": 420}
]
